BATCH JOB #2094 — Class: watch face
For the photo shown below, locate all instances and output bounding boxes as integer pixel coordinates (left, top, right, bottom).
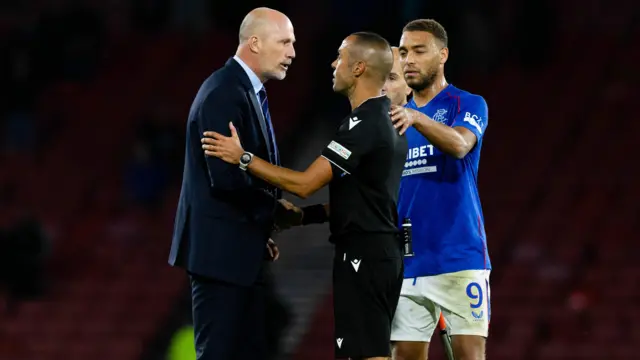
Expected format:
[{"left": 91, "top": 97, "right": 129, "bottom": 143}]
[{"left": 241, "top": 153, "right": 251, "bottom": 164}]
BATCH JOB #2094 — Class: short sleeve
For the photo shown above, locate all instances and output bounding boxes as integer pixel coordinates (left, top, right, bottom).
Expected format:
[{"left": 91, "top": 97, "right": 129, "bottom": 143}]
[
  {"left": 321, "top": 111, "right": 376, "bottom": 178},
  {"left": 452, "top": 95, "right": 488, "bottom": 141}
]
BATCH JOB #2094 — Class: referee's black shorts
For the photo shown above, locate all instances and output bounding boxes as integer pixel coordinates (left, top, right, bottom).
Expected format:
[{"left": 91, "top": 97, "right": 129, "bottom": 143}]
[{"left": 332, "top": 233, "right": 404, "bottom": 359}]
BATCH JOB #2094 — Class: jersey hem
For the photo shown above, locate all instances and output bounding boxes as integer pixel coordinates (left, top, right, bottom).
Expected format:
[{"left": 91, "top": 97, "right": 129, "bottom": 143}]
[{"left": 404, "top": 266, "right": 492, "bottom": 278}]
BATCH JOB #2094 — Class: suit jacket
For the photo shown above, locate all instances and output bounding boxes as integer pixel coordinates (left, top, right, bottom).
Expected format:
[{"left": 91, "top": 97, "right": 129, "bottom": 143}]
[{"left": 168, "top": 58, "right": 280, "bottom": 286}]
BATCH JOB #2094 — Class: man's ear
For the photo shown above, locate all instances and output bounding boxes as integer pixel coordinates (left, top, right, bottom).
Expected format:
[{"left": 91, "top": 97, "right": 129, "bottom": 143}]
[
  {"left": 352, "top": 60, "right": 366, "bottom": 78},
  {"left": 440, "top": 47, "right": 449, "bottom": 65},
  {"left": 249, "top": 35, "right": 260, "bottom": 54}
]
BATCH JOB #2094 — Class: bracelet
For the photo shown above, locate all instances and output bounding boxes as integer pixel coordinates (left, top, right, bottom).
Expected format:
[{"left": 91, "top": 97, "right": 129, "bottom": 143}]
[{"left": 301, "top": 204, "right": 328, "bottom": 225}]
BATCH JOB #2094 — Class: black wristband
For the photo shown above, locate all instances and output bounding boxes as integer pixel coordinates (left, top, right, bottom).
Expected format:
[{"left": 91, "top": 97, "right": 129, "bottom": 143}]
[{"left": 301, "top": 204, "right": 328, "bottom": 225}]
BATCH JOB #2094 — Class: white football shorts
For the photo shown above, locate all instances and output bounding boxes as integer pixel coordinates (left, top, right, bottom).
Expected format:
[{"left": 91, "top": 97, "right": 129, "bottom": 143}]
[{"left": 390, "top": 269, "right": 491, "bottom": 341}]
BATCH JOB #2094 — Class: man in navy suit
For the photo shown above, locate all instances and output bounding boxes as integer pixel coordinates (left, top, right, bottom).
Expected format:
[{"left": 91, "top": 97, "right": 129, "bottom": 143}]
[{"left": 168, "top": 7, "right": 300, "bottom": 360}]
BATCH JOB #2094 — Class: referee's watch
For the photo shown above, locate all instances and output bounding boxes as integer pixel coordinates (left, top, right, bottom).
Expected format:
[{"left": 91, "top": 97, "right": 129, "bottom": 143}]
[{"left": 239, "top": 151, "right": 254, "bottom": 171}]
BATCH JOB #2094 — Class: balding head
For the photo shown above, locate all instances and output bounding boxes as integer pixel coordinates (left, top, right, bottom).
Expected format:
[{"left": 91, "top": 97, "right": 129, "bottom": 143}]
[
  {"left": 347, "top": 32, "right": 393, "bottom": 84},
  {"left": 239, "top": 7, "right": 289, "bottom": 43},
  {"left": 236, "top": 7, "right": 296, "bottom": 82},
  {"left": 331, "top": 32, "right": 393, "bottom": 95}
]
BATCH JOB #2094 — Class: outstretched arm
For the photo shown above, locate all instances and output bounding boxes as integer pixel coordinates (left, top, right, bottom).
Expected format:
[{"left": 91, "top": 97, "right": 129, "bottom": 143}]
[
  {"left": 203, "top": 101, "right": 377, "bottom": 199},
  {"left": 202, "top": 123, "right": 333, "bottom": 199},
  {"left": 301, "top": 203, "right": 330, "bottom": 225},
  {"left": 390, "top": 97, "right": 488, "bottom": 159},
  {"left": 411, "top": 114, "right": 477, "bottom": 159},
  {"left": 198, "top": 90, "right": 277, "bottom": 209},
  {"left": 245, "top": 155, "right": 333, "bottom": 199},
  {"left": 277, "top": 201, "right": 329, "bottom": 226}
]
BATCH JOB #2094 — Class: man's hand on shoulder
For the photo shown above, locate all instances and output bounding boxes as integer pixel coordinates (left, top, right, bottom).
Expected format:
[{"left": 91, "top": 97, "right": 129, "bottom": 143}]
[
  {"left": 273, "top": 199, "right": 303, "bottom": 231},
  {"left": 390, "top": 105, "right": 424, "bottom": 135},
  {"left": 202, "top": 122, "right": 244, "bottom": 164}
]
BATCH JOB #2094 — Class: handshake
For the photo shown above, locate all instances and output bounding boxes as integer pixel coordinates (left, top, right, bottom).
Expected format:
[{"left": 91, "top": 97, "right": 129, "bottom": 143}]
[{"left": 273, "top": 199, "right": 304, "bottom": 232}]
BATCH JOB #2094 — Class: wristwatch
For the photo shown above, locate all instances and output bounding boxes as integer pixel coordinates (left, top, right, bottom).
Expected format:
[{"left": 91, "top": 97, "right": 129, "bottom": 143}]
[{"left": 239, "top": 151, "right": 254, "bottom": 171}]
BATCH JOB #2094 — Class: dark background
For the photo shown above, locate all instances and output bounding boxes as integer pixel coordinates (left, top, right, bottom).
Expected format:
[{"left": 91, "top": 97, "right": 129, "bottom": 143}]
[{"left": 0, "top": 0, "right": 638, "bottom": 359}]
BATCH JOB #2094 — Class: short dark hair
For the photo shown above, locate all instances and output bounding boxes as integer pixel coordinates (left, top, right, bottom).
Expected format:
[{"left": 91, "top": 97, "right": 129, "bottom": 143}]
[
  {"left": 351, "top": 31, "right": 391, "bottom": 49},
  {"left": 349, "top": 31, "right": 393, "bottom": 83},
  {"left": 403, "top": 19, "right": 448, "bottom": 47}
]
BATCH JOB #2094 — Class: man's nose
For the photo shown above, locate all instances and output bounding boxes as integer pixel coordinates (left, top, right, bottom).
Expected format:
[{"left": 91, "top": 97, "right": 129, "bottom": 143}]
[{"left": 404, "top": 53, "right": 415, "bottom": 65}]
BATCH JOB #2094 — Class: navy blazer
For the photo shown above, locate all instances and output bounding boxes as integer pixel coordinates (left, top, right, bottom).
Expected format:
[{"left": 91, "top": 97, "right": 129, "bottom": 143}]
[{"left": 168, "top": 58, "right": 280, "bottom": 286}]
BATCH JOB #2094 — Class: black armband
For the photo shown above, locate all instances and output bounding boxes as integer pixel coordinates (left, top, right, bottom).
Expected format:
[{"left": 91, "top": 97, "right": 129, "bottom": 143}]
[{"left": 301, "top": 204, "right": 328, "bottom": 225}]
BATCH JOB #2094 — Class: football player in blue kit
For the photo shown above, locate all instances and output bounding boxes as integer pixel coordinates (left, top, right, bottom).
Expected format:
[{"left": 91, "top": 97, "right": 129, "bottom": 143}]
[{"left": 388, "top": 19, "right": 491, "bottom": 360}]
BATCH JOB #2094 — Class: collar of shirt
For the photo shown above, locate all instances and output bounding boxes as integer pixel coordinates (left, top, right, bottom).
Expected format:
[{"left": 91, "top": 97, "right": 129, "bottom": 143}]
[{"left": 233, "top": 55, "right": 263, "bottom": 95}]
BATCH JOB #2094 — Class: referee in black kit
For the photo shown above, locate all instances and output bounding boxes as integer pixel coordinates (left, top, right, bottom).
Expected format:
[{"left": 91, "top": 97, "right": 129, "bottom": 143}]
[{"left": 202, "top": 32, "right": 408, "bottom": 360}]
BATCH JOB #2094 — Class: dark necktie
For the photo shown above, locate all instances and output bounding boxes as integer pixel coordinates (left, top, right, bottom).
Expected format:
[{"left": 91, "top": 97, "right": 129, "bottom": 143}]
[{"left": 258, "top": 88, "right": 279, "bottom": 166}]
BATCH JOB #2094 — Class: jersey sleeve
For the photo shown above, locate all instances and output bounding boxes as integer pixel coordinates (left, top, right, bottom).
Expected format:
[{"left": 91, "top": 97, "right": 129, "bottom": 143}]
[
  {"left": 452, "top": 95, "right": 488, "bottom": 141},
  {"left": 321, "top": 111, "right": 377, "bottom": 178}
]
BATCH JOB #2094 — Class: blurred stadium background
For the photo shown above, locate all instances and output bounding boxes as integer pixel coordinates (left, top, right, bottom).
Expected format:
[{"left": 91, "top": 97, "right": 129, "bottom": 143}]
[{"left": 0, "top": 0, "right": 638, "bottom": 359}]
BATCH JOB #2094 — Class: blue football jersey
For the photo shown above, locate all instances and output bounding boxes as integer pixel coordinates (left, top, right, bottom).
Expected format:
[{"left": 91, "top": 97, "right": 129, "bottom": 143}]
[{"left": 399, "top": 84, "right": 491, "bottom": 277}]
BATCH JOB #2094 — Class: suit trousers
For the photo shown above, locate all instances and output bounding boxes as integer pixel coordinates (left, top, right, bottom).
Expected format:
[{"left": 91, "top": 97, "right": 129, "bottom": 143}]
[{"left": 189, "top": 269, "right": 266, "bottom": 360}]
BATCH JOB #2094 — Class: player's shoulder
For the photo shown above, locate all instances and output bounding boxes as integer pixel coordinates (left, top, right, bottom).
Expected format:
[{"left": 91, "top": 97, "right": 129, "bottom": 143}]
[
  {"left": 354, "top": 95, "right": 391, "bottom": 116},
  {"left": 197, "top": 71, "right": 245, "bottom": 106},
  {"left": 206, "top": 68, "right": 245, "bottom": 95},
  {"left": 339, "top": 96, "right": 393, "bottom": 143},
  {"left": 450, "top": 85, "right": 488, "bottom": 109},
  {"left": 351, "top": 96, "right": 392, "bottom": 127}
]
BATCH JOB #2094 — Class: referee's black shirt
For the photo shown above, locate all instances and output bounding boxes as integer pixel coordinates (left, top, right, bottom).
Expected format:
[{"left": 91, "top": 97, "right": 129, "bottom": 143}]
[{"left": 321, "top": 96, "right": 408, "bottom": 242}]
